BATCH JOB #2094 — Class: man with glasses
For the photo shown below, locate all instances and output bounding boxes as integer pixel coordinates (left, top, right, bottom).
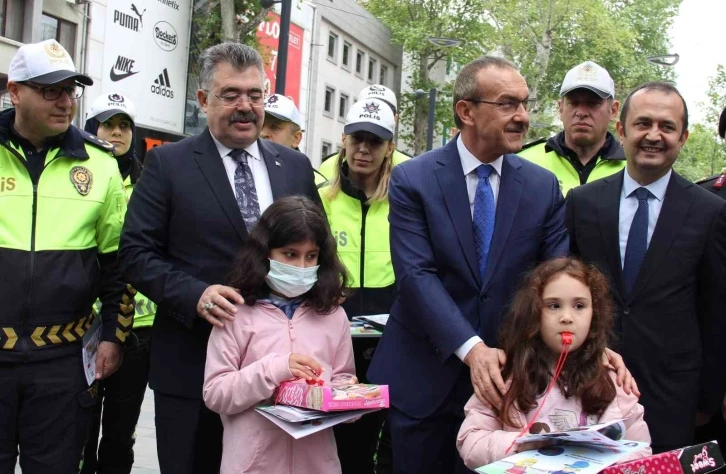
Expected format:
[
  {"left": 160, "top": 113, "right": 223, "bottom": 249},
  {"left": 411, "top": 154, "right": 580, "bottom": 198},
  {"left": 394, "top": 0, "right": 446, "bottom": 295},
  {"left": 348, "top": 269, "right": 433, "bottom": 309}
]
[
  {"left": 519, "top": 61, "right": 625, "bottom": 196},
  {"left": 367, "top": 56, "right": 632, "bottom": 473},
  {"left": 119, "top": 42, "right": 320, "bottom": 474},
  {"left": 0, "top": 39, "right": 132, "bottom": 473}
]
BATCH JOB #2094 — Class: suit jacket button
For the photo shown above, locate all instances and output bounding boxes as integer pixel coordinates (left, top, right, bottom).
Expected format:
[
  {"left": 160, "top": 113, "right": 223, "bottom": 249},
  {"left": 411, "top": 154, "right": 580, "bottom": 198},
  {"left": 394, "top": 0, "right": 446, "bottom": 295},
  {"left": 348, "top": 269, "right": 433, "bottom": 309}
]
[
  {"left": 480, "top": 294, "right": 488, "bottom": 302},
  {"left": 623, "top": 308, "right": 630, "bottom": 316}
]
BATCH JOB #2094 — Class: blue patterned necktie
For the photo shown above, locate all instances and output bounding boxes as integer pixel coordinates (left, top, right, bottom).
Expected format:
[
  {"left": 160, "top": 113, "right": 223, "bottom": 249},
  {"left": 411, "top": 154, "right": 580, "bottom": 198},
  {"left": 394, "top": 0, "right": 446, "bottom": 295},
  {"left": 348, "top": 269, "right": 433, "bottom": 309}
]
[
  {"left": 622, "top": 187, "right": 651, "bottom": 294},
  {"left": 229, "top": 149, "right": 261, "bottom": 230},
  {"left": 473, "top": 164, "right": 496, "bottom": 280}
]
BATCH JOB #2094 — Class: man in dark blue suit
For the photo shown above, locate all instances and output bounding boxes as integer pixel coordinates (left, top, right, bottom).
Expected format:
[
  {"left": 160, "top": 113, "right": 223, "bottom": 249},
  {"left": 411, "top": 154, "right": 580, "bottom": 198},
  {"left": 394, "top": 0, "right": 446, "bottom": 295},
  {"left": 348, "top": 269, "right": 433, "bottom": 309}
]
[
  {"left": 119, "top": 43, "right": 320, "bottom": 473},
  {"left": 367, "top": 57, "right": 569, "bottom": 474}
]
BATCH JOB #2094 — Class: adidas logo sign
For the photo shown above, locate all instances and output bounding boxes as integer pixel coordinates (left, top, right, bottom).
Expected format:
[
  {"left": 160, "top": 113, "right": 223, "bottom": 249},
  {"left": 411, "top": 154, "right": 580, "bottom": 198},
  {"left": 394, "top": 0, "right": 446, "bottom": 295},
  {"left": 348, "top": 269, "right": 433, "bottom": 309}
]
[{"left": 151, "top": 69, "right": 174, "bottom": 98}]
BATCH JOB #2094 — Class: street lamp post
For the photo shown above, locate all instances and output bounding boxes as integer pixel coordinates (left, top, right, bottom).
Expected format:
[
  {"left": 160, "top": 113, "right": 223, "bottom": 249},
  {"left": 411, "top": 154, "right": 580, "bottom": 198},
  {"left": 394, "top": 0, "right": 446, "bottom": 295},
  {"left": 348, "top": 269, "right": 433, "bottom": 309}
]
[
  {"left": 415, "top": 88, "right": 437, "bottom": 152},
  {"left": 260, "top": 0, "right": 292, "bottom": 95}
]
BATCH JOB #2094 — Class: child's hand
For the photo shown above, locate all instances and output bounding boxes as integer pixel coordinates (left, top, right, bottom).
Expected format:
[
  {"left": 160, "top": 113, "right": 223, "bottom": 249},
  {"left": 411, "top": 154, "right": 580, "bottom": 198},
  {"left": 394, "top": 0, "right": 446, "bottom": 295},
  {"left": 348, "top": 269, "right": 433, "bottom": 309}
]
[
  {"left": 289, "top": 353, "right": 323, "bottom": 381},
  {"left": 348, "top": 376, "right": 358, "bottom": 384}
]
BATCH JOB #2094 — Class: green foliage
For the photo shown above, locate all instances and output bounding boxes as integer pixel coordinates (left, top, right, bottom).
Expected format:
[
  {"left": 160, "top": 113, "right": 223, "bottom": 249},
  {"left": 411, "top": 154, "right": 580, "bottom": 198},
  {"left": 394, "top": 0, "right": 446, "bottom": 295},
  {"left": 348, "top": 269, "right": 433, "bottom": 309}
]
[
  {"left": 674, "top": 124, "right": 726, "bottom": 181},
  {"left": 189, "top": 0, "right": 267, "bottom": 76},
  {"left": 702, "top": 65, "right": 726, "bottom": 130},
  {"left": 362, "top": 0, "right": 682, "bottom": 151}
]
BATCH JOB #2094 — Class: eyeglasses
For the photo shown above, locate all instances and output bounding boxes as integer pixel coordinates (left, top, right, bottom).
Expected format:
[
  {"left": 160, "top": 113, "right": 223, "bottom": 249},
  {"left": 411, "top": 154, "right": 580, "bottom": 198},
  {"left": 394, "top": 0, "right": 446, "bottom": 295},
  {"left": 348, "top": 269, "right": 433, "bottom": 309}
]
[
  {"left": 23, "top": 82, "right": 84, "bottom": 100},
  {"left": 464, "top": 98, "right": 530, "bottom": 114},
  {"left": 207, "top": 90, "right": 264, "bottom": 108}
]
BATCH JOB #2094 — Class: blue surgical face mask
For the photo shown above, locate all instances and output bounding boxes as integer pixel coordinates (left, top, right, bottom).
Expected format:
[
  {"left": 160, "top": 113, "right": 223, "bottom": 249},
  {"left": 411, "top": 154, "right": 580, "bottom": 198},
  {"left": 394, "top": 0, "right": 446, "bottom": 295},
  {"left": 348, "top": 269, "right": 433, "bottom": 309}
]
[{"left": 265, "top": 259, "right": 319, "bottom": 298}]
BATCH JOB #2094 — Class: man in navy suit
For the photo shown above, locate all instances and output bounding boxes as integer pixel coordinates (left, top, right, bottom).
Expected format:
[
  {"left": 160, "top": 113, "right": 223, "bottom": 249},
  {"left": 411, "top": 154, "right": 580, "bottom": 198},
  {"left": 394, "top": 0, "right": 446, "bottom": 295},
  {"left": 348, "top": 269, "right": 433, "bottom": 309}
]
[
  {"left": 367, "top": 57, "right": 569, "bottom": 474},
  {"left": 119, "top": 43, "right": 320, "bottom": 474}
]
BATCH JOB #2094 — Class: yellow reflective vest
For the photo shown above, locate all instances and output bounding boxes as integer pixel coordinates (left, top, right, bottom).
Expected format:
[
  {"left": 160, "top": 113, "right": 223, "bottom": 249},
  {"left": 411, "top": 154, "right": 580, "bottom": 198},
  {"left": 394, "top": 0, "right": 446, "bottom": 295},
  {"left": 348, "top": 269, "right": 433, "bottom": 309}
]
[
  {"left": 0, "top": 109, "right": 131, "bottom": 359},
  {"left": 518, "top": 132, "right": 626, "bottom": 196},
  {"left": 318, "top": 157, "right": 409, "bottom": 316}
]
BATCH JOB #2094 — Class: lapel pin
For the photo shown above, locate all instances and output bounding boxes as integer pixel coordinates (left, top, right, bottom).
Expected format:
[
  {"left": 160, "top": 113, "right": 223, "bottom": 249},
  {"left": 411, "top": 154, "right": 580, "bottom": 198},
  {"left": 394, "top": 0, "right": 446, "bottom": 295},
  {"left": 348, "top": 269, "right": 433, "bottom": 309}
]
[{"left": 275, "top": 161, "right": 281, "bottom": 167}]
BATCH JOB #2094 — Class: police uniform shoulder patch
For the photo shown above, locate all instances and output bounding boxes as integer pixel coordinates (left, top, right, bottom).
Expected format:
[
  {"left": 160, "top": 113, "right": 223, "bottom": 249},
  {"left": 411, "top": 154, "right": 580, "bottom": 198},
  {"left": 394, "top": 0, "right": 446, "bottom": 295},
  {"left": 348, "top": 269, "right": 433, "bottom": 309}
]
[
  {"left": 519, "top": 137, "right": 547, "bottom": 152},
  {"left": 79, "top": 129, "right": 114, "bottom": 153},
  {"left": 70, "top": 166, "right": 93, "bottom": 195}
]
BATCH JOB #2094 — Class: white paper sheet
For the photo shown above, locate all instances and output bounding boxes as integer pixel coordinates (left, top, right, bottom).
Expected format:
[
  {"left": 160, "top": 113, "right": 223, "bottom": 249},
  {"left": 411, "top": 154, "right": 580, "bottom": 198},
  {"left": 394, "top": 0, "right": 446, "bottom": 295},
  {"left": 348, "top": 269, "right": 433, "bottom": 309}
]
[
  {"left": 255, "top": 405, "right": 379, "bottom": 439},
  {"left": 82, "top": 316, "right": 102, "bottom": 386},
  {"left": 476, "top": 440, "right": 650, "bottom": 474}
]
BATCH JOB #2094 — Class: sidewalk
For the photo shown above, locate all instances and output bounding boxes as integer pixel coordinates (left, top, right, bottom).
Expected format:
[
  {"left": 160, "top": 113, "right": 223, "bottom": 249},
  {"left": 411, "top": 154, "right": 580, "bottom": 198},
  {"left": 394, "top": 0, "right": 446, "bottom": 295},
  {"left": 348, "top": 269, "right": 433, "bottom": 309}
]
[{"left": 14, "top": 387, "right": 160, "bottom": 473}]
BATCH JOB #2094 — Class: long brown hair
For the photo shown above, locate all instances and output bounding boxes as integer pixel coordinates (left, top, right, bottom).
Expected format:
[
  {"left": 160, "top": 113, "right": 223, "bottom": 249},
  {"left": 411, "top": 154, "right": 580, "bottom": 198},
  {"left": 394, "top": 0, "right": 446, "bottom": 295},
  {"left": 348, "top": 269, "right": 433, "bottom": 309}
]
[
  {"left": 498, "top": 257, "right": 616, "bottom": 427},
  {"left": 227, "top": 196, "right": 348, "bottom": 314}
]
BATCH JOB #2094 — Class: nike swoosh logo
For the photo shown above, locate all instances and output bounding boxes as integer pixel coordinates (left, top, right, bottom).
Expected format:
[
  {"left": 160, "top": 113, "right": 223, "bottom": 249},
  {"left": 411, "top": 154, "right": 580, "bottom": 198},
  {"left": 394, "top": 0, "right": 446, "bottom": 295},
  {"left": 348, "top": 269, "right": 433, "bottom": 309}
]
[{"left": 110, "top": 69, "right": 139, "bottom": 81}]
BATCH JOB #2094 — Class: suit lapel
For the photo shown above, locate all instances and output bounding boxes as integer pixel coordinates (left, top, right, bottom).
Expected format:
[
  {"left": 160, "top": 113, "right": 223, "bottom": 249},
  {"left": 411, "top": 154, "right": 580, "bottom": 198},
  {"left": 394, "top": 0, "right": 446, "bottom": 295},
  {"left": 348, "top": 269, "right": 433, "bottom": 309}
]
[
  {"left": 434, "top": 140, "right": 481, "bottom": 286},
  {"left": 193, "top": 129, "right": 247, "bottom": 241},
  {"left": 629, "top": 173, "right": 692, "bottom": 302},
  {"left": 481, "top": 154, "right": 523, "bottom": 290},
  {"left": 258, "top": 139, "right": 286, "bottom": 200},
  {"left": 597, "top": 171, "right": 626, "bottom": 301}
]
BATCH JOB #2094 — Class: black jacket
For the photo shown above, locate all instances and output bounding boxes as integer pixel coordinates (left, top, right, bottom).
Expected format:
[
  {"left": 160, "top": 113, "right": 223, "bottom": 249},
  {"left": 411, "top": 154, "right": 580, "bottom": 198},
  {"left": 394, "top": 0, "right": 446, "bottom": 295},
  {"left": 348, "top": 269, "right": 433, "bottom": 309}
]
[
  {"left": 119, "top": 129, "right": 321, "bottom": 398},
  {"left": 567, "top": 170, "right": 726, "bottom": 448}
]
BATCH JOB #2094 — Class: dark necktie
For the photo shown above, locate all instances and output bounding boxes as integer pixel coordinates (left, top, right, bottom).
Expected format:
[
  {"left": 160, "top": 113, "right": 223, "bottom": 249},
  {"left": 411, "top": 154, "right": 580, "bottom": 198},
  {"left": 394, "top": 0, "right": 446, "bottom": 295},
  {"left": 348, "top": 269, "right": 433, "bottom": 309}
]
[
  {"left": 229, "top": 149, "right": 261, "bottom": 230},
  {"left": 473, "top": 164, "right": 496, "bottom": 280},
  {"left": 622, "top": 187, "right": 651, "bottom": 294}
]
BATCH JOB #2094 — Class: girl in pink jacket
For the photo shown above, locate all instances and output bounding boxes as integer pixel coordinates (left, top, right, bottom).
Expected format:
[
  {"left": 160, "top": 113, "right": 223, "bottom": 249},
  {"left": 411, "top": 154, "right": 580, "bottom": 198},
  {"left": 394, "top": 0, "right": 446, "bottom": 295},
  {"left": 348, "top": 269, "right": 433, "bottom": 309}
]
[
  {"left": 203, "top": 196, "right": 356, "bottom": 474},
  {"left": 457, "top": 258, "right": 652, "bottom": 470}
]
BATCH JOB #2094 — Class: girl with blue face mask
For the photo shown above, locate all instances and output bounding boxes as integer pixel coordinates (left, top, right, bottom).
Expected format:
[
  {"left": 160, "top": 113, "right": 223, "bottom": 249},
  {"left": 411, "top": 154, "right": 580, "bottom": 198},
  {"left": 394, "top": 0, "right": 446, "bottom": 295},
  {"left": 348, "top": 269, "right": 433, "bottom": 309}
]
[{"left": 203, "top": 195, "right": 358, "bottom": 474}]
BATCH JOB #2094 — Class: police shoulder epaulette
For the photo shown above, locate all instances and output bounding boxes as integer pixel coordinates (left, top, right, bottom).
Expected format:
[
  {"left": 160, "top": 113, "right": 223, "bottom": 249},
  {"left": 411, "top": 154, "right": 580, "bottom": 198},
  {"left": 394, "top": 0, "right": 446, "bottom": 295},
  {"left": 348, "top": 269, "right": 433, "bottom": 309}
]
[
  {"left": 519, "top": 137, "right": 548, "bottom": 152},
  {"left": 79, "top": 129, "right": 114, "bottom": 153},
  {"left": 696, "top": 173, "right": 726, "bottom": 190},
  {"left": 321, "top": 151, "right": 338, "bottom": 164}
]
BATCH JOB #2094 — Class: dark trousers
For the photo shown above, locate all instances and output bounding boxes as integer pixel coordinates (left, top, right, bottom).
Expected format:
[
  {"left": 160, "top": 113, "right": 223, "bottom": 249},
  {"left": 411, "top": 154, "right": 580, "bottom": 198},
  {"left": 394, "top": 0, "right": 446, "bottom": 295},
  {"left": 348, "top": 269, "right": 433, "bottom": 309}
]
[
  {"left": 695, "top": 413, "right": 726, "bottom": 450},
  {"left": 387, "top": 372, "right": 474, "bottom": 474},
  {"left": 154, "top": 391, "right": 223, "bottom": 474},
  {"left": 335, "top": 337, "right": 392, "bottom": 474},
  {"left": 81, "top": 328, "right": 152, "bottom": 474},
  {"left": 0, "top": 352, "right": 95, "bottom": 474}
]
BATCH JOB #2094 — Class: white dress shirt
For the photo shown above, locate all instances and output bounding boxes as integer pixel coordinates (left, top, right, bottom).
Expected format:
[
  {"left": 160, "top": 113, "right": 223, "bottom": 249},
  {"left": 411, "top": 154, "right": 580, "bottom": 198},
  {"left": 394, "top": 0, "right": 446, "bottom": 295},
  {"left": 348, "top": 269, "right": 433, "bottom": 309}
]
[
  {"left": 454, "top": 135, "right": 504, "bottom": 362},
  {"left": 618, "top": 169, "right": 671, "bottom": 268},
  {"left": 210, "top": 133, "right": 274, "bottom": 216}
]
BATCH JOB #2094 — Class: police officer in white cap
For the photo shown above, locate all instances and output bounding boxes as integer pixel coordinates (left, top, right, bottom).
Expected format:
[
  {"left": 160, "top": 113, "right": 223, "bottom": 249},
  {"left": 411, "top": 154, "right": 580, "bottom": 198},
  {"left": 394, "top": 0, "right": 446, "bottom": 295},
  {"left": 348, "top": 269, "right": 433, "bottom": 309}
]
[
  {"left": 0, "top": 39, "right": 132, "bottom": 473},
  {"left": 519, "top": 60, "right": 625, "bottom": 196},
  {"left": 261, "top": 94, "right": 304, "bottom": 149},
  {"left": 316, "top": 84, "right": 410, "bottom": 185},
  {"left": 82, "top": 93, "right": 155, "bottom": 474},
  {"left": 319, "top": 98, "right": 398, "bottom": 473}
]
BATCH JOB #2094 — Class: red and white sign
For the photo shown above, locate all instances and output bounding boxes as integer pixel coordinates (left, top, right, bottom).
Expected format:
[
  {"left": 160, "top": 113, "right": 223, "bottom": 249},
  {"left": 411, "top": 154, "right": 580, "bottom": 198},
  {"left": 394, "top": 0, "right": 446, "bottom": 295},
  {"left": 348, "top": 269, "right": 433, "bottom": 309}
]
[{"left": 257, "top": 13, "right": 304, "bottom": 107}]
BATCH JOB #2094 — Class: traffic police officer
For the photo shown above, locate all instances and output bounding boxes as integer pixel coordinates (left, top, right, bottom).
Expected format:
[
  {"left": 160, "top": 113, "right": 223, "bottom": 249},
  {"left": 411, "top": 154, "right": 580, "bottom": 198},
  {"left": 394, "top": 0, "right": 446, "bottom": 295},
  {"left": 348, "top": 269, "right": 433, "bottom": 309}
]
[
  {"left": 260, "top": 93, "right": 304, "bottom": 150},
  {"left": 696, "top": 105, "right": 726, "bottom": 198},
  {"left": 0, "top": 40, "right": 132, "bottom": 473},
  {"left": 82, "top": 93, "right": 152, "bottom": 474},
  {"left": 320, "top": 98, "right": 398, "bottom": 473},
  {"left": 316, "top": 84, "right": 410, "bottom": 185},
  {"left": 519, "top": 61, "right": 625, "bottom": 195}
]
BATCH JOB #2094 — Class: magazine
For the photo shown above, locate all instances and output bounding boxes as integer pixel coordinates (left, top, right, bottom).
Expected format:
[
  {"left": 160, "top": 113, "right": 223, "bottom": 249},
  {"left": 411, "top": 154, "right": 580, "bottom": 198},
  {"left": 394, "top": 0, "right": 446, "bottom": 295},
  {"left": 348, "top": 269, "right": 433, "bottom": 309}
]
[
  {"left": 255, "top": 405, "right": 378, "bottom": 439},
  {"left": 476, "top": 440, "right": 650, "bottom": 474},
  {"left": 513, "top": 419, "right": 628, "bottom": 449},
  {"left": 81, "top": 316, "right": 102, "bottom": 386}
]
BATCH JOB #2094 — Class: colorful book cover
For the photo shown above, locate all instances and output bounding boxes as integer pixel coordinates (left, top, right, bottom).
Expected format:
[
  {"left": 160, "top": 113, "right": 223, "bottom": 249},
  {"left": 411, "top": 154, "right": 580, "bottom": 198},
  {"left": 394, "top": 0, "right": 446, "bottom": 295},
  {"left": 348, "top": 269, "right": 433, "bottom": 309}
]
[{"left": 476, "top": 440, "right": 649, "bottom": 474}]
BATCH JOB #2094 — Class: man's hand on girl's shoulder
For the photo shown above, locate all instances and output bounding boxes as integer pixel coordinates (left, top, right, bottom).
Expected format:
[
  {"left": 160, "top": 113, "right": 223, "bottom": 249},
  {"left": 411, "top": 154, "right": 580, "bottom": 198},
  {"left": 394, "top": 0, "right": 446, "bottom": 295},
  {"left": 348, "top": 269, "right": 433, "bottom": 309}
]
[
  {"left": 196, "top": 284, "right": 245, "bottom": 327},
  {"left": 603, "top": 348, "right": 640, "bottom": 397}
]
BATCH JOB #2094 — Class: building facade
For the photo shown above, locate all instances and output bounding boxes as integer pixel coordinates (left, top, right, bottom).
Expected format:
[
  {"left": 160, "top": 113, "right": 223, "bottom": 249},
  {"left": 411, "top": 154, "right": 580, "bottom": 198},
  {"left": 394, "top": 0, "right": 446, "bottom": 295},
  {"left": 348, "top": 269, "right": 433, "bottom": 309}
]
[{"left": 0, "top": 0, "right": 402, "bottom": 167}]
